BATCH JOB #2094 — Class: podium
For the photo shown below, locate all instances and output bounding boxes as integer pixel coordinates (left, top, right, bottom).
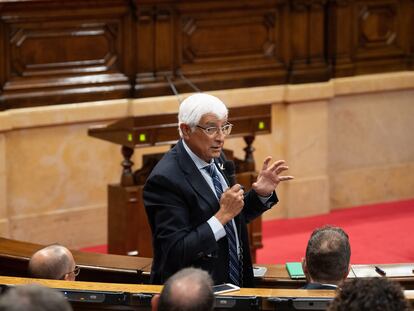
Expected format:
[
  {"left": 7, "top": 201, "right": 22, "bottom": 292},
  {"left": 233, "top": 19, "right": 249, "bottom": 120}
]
[{"left": 88, "top": 105, "right": 272, "bottom": 262}]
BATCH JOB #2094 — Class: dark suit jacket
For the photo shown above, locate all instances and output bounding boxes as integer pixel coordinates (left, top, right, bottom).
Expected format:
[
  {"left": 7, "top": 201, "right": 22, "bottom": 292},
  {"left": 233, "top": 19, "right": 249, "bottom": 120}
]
[
  {"left": 143, "top": 139, "right": 278, "bottom": 286},
  {"left": 302, "top": 283, "right": 338, "bottom": 290}
]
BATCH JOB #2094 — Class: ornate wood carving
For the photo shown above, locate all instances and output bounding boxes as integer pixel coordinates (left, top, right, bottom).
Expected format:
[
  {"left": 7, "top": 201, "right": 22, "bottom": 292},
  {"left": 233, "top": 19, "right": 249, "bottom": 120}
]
[
  {"left": 0, "top": 0, "right": 132, "bottom": 109},
  {"left": 0, "top": 0, "right": 413, "bottom": 110},
  {"left": 327, "top": 0, "right": 355, "bottom": 76},
  {"left": 329, "top": 0, "right": 409, "bottom": 77},
  {"left": 356, "top": 3, "right": 402, "bottom": 55},
  {"left": 289, "top": 0, "right": 330, "bottom": 83}
]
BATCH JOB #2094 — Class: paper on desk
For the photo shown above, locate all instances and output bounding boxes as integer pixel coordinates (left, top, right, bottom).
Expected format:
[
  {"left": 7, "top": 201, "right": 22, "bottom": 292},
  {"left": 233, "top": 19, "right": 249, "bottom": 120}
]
[
  {"left": 351, "top": 264, "right": 414, "bottom": 278},
  {"left": 253, "top": 266, "right": 267, "bottom": 278}
]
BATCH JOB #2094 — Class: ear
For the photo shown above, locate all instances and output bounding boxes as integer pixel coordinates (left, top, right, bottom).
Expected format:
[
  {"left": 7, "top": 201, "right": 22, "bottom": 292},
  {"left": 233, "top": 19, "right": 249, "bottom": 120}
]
[
  {"left": 344, "top": 264, "right": 351, "bottom": 280},
  {"left": 180, "top": 123, "right": 192, "bottom": 139},
  {"left": 301, "top": 258, "right": 307, "bottom": 273},
  {"left": 301, "top": 258, "right": 310, "bottom": 282},
  {"left": 64, "top": 272, "right": 75, "bottom": 281},
  {"left": 151, "top": 294, "right": 160, "bottom": 311}
]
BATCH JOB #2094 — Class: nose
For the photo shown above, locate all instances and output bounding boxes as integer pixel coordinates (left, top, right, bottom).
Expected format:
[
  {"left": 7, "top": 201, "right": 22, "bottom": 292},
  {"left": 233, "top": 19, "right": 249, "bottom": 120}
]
[
  {"left": 215, "top": 129, "right": 225, "bottom": 139},
  {"left": 215, "top": 133, "right": 225, "bottom": 144}
]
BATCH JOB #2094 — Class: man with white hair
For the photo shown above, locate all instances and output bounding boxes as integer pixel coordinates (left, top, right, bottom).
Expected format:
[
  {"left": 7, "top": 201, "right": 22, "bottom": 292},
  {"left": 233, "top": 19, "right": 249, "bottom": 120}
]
[{"left": 144, "top": 93, "right": 293, "bottom": 287}]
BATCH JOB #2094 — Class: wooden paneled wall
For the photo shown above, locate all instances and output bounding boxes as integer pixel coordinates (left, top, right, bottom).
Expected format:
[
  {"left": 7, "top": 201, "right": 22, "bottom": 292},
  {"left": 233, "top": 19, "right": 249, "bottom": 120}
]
[{"left": 0, "top": 0, "right": 413, "bottom": 110}]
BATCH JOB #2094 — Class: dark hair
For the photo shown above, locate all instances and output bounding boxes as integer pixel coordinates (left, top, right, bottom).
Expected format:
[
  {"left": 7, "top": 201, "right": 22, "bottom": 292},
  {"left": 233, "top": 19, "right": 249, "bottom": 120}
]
[
  {"left": 306, "top": 225, "right": 351, "bottom": 284},
  {"left": 328, "top": 278, "right": 412, "bottom": 311},
  {"left": 28, "top": 244, "right": 72, "bottom": 280},
  {"left": 0, "top": 284, "right": 72, "bottom": 311},
  {"left": 158, "top": 267, "right": 214, "bottom": 311}
]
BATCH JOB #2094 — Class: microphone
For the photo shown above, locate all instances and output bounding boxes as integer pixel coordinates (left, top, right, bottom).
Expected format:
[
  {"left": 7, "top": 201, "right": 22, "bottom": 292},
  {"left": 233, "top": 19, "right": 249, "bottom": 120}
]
[{"left": 223, "top": 160, "right": 236, "bottom": 187}]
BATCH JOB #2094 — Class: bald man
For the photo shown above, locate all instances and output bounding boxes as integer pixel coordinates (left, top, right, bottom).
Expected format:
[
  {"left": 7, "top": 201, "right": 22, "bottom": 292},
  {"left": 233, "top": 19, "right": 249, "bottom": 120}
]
[
  {"left": 151, "top": 267, "right": 214, "bottom": 311},
  {"left": 28, "top": 244, "right": 79, "bottom": 281}
]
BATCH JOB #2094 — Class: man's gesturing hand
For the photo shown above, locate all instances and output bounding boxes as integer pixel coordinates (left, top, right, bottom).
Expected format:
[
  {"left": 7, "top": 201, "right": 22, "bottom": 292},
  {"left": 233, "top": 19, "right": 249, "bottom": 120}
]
[{"left": 252, "top": 157, "right": 294, "bottom": 197}]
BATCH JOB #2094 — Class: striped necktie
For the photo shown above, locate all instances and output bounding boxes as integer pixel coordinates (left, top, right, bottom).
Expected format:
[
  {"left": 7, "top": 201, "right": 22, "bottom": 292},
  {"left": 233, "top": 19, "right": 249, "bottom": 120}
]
[{"left": 204, "top": 163, "right": 240, "bottom": 285}]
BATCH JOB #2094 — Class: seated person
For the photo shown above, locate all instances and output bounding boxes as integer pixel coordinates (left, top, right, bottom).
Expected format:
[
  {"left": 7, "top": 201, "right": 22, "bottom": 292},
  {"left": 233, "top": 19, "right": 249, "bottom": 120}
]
[
  {"left": 28, "top": 244, "right": 79, "bottom": 281},
  {"left": 0, "top": 284, "right": 73, "bottom": 311},
  {"left": 151, "top": 267, "right": 214, "bottom": 311},
  {"left": 327, "top": 277, "right": 412, "bottom": 311},
  {"left": 302, "top": 225, "right": 351, "bottom": 289}
]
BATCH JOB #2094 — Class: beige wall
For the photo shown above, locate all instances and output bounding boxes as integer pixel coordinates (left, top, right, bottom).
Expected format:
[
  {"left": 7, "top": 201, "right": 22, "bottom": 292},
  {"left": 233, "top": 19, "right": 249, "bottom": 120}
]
[
  {"left": 329, "top": 89, "right": 414, "bottom": 208},
  {"left": 0, "top": 72, "right": 413, "bottom": 248}
]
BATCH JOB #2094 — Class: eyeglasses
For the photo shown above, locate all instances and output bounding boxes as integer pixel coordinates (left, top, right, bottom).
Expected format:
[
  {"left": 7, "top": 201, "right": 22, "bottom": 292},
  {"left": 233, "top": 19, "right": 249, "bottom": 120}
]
[
  {"left": 196, "top": 123, "right": 233, "bottom": 136},
  {"left": 72, "top": 266, "right": 80, "bottom": 277},
  {"left": 60, "top": 266, "right": 80, "bottom": 280}
]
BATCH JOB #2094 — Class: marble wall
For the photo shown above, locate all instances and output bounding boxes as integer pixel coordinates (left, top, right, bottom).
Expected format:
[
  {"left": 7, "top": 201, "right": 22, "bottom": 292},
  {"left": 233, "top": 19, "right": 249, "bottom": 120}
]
[
  {"left": 329, "top": 90, "right": 414, "bottom": 208},
  {"left": 0, "top": 72, "right": 413, "bottom": 248}
]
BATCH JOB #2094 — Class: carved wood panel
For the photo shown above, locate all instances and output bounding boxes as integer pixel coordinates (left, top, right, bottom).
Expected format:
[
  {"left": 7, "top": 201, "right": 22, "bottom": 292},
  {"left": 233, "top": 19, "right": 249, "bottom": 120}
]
[
  {"left": 1, "top": 0, "right": 413, "bottom": 109},
  {"left": 135, "top": 0, "right": 289, "bottom": 97},
  {"left": 289, "top": 0, "right": 330, "bottom": 83},
  {"left": 327, "top": 0, "right": 355, "bottom": 76},
  {"left": 355, "top": 2, "right": 403, "bottom": 58},
  {"left": 0, "top": 0, "right": 132, "bottom": 109},
  {"left": 9, "top": 23, "right": 118, "bottom": 78},
  {"left": 329, "top": 0, "right": 410, "bottom": 77}
]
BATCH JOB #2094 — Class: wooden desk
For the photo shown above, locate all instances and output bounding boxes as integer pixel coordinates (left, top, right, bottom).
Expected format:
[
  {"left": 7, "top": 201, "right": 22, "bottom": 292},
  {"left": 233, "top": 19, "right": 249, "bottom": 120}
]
[
  {"left": 0, "top": 238, "right": 152, "bottom": 284},
  {"left": 255, "top": 264, "right": 305, "bottom": 289},
  {"left": 2, "top": 237, "right": 414, "bottom": 292},
  {"left": 0, "top": 275, "right": 335, "bottom": 311},
  {"left": 255, "top": 263, "right": 414, "bottom": 290},
  {"left": 1, "top": 276, "right": 413, "bottom": 311}
]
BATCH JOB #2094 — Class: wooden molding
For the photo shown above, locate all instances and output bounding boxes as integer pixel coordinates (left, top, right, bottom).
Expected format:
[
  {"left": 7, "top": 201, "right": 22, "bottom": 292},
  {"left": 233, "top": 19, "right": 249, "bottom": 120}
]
[{"left": 0, "top": 0, "right": 413, "bottom": 110}]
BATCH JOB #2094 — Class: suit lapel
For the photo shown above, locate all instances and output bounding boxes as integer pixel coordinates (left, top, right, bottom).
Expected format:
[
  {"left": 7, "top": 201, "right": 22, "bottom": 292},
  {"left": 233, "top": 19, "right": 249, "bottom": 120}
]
[
  {"left": 176, "top": 140, "right": 219, "bottom": 213},
  {"left": 214, "top": 157, "right": 242, "bottom": 233}
]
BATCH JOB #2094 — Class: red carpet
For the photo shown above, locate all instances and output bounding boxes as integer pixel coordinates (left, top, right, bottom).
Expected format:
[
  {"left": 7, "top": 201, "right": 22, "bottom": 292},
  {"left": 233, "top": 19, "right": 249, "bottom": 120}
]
[
  {"left": 256, "top": 199, "right": 414, "bottom": 265},
  {"left": 81, "top": 199, "right": 414, "bottom": 265}
]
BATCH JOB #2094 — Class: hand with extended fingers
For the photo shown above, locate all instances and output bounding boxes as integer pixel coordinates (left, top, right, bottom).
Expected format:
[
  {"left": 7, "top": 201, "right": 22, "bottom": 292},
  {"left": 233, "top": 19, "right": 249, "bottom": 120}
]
[{"left": 252, "top": 157, "right": 294, "bottom": 197}]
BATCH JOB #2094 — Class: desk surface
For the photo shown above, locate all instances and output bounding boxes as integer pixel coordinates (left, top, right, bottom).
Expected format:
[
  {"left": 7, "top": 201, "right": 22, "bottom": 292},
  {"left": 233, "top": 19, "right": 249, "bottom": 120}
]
[
  {"left": 0, "top": 275, "right": 334, "bottom": 298},
  {"left": 0, "top": 237, "right": 152, "bottom": 284},
  {"left": 1, "top": 237, "right": 414, "bottom": 290},
  {"left": 255, "top": 263, "right": 414, "bottom": 289},
  {"left": 0, "top": 237, "right": 152, "bottom": 272},
  {"left": 2, "top": 275, "right": 413, "bottom": 300}
]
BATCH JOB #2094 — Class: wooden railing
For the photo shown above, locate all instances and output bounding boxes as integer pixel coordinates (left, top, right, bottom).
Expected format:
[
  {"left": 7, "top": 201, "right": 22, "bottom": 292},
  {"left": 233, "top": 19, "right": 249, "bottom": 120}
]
[
  {"left": 0, "top": 275, "right": 336, "bottom": 311},
  {"left": 1, "top": 276, "right": 414, "bottom": 311},
  {"left": 0, "top": 237, "right": 152, "bottom": 285},
  {"left": 2, "top": 237, "right": 414, "bottom": 292}
]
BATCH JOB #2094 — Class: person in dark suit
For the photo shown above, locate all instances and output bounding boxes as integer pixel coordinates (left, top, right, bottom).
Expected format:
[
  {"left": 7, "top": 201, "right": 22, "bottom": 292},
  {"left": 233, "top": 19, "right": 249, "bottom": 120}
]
[
  {"left": 144, "top": 93, "right": 293, "bottom": 286},
  {"left": 302, "top": 225, "right": 351, "bottom": 290}
]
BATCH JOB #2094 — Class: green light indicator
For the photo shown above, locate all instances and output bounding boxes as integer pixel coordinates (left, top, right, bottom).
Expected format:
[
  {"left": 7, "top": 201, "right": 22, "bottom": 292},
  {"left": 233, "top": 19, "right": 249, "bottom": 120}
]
[
  {"left": 258, "top": 121, "right": 265, "bottom": 130},
  {"left": 127, "top": 133, "right": 133, "bottom": 142},
  {"left": 139, "top": 133, "right": 146, "bottom": 142}
]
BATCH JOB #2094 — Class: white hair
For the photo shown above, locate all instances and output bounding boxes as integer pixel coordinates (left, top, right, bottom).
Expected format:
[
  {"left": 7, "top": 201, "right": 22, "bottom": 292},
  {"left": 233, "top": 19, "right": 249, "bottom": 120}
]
[{"left": 178, "top": 93, "right": 228, "bottom": 137}]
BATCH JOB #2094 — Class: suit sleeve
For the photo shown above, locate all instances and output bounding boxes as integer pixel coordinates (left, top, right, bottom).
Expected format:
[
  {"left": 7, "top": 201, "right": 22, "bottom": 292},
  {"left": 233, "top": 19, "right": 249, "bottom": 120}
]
[
  {"left": 242, "top": 189, "right": 278, "bottom": 223},
  {"left": 144, "top": 173, "right": 219, "bottom": 269}
]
